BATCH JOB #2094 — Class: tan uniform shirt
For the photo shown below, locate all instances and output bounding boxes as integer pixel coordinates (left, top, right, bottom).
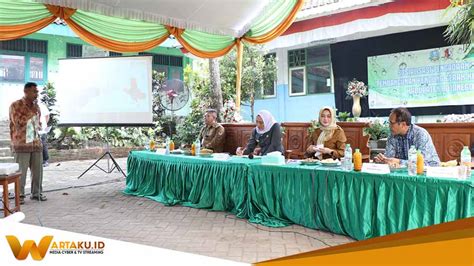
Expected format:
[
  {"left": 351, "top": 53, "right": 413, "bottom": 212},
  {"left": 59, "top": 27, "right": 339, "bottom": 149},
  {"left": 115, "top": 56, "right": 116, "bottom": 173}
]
[
  {"left": 9, "top": 98, "right": 42, "bottom": 153},
  {"left": 199, "top": 122, "right": 225, "bottom": 153},
  {"left": 305, "top": 127, "right": 347, "bottom": 159}
]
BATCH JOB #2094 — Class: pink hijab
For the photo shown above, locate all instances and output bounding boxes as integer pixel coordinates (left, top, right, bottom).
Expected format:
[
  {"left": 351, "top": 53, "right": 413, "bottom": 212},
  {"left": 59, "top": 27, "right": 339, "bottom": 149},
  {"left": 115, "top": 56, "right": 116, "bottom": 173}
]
[{"left": 256, "top": 110, "right": 276, "bottom": 134}]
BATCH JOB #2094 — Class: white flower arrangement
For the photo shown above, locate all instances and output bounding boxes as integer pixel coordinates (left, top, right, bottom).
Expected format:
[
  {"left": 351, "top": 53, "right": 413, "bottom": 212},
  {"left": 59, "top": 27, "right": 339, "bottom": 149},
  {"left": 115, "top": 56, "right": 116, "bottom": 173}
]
[
  {"left": 346, "top": 79, "right": 368, "bottom": 98},
  {"left": 442, "top": 113, "right": 474, "bottom": 123},
  {"left": 222, "top": 99, "right": 243, "bottom": 123}
]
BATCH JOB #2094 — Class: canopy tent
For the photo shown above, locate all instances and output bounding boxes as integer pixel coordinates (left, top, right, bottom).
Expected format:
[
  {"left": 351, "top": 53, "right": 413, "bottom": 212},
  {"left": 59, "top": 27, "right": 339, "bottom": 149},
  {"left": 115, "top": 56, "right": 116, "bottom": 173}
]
[{"left": 0, "top": 0, "right": 304, "bottom": 111}]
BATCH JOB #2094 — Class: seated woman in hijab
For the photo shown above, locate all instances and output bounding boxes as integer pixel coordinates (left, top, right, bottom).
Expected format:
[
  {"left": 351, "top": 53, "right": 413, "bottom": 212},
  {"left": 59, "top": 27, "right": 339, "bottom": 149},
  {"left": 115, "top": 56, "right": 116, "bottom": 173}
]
[
  {"left": 305, "top": 107, "right": 347, "bottom": 159},
  {"left": 236, "top": 110, "right": 284, "bottom": 156}
]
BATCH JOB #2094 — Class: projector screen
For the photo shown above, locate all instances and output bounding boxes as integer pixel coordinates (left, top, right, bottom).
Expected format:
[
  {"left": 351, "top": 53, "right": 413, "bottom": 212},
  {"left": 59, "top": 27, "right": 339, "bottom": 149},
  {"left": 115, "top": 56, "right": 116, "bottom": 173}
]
[
  {"left": 56, "top": 56, "right": 153, "bottom": 126},
  {"left": 368, "top": 44, "right": 474, "bottom": 109}
]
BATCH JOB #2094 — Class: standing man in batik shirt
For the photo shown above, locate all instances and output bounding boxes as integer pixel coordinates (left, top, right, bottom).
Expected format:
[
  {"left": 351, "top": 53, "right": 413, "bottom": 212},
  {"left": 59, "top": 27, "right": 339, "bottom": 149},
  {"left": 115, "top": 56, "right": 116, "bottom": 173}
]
[
  {"left": 374, "top": 107, "right": 440, "bottom": 166},
  {"left": 9, "top": 82, "right": 47, "bottom": 204},
  {"left": 198, "top": 109, "right": 225, "bottom": 152}
]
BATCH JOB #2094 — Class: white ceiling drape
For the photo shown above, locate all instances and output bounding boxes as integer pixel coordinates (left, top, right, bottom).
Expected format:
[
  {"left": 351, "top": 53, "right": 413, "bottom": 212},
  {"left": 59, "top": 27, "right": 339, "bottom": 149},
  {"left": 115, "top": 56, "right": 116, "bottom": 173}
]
[{"left": 33, "top": 0, "right": 274, "bottom": 37}]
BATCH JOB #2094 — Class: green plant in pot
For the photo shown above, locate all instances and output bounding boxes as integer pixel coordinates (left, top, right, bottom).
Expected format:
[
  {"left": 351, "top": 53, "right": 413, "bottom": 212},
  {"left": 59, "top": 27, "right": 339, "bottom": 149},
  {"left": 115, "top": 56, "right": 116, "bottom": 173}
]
[
  {"left": 337, "top": 111, "right": 351, "bottom": 122},
  {"left": 363, "top": 120, "right": 390, "bottom": 149}
]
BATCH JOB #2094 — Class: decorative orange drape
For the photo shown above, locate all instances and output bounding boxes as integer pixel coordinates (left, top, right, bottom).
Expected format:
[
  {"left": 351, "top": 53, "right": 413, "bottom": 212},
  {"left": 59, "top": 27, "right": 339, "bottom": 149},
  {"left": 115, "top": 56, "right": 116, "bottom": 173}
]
[
  {"left": 1, "top": 2, "right": 304, "bottom": 111},
  {"left": 0, "top": 16, "right": 56, "bottom": 41},
  {"left": 235, "top": 39, "right": 244, "bottom": 112},
  {"left": 46, "top": 5, "right": 170, "bottom": 53},
  {"left": 66, "top": 20, "right": 170, "bottom": 53},
  {"left": 45, "top": 4, "right": 76, "bottom": 20},
  {"left": 242, "top": 0, "right": 304, "bottom": 44},
  {"left": 236, "top": 0, "right": 304, "bottom": 110},
  {"left": 166, "top": 26, "right": 236, "bottom": 59}
]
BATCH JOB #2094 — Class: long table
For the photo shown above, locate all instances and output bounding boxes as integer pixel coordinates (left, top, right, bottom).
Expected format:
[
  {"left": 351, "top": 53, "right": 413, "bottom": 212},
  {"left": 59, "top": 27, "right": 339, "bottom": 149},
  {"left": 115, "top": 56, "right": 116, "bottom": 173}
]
[
  {"left": 124, "top": 151, "right": 259, "bottom": 218},
  {"left": 125, "top": 151, "right": 474, "bottom": 240}
]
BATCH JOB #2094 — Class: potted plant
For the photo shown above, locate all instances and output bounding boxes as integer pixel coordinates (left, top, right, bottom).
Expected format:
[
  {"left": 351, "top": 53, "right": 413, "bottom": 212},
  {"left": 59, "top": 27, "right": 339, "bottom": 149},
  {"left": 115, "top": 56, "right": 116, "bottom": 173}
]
[
  {"left": 363, "top": 120, "right": 390, "bottom": 149},
  {"left": 307, "top": 119, "right": 320, "bottom": 135},
  {"left": 337, "top": 111, "right": 351, "bottom": 122},
  {"left": 444, "top": 0, "right": 473, "bottom": 53}
]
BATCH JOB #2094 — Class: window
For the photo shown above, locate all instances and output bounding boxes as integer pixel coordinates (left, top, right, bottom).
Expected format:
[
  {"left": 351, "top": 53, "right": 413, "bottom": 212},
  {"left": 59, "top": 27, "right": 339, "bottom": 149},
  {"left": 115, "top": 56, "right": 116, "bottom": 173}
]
[
  {"left": 155, "top": 65, "right": 169, "bottom": 78},
  {"left": 169, "top": 67, "right": 182, "bottom": 80},
  {"left": 0, "top": 54, "right": 25, "bottom": 82},
  {"left": 262, "top": 53, "right": 276, "bottom": 97},
  {"left": 306, "top": 46, "right": 331, "bottom": 94},
  {"left": 307, "top": 64, "right": 331, "bottom": 94},
  {"left": 0, "top": 39, "right": 47, "bottom": 84},
  {"left": 289, "top": 49, "right": 306, "bottom": 67},
  {"left": 66, "top": 43, "right": 82, "bottom": 58},
  {"left": 109, "top": 51, "right": 122, "bottom": 57},
  {"left": 289, "top": 67, "right": 305, "bottom": 96},
  {"left": 288, "top": 45, "right": 332, "bottom": 96},
  {"left": 29, "top": 57, "right": 45, "bottom": 82},
  {"left": 139, "top": 52, "right": 184, "bottom": 80},
  {"left": 169, "top": 56, "right": 183, "bottom": 67}
]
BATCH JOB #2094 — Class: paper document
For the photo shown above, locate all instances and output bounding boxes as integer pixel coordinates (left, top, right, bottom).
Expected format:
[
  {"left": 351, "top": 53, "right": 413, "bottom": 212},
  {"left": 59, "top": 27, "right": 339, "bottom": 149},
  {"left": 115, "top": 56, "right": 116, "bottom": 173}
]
[{"left": 40, "top": 126, "right": 52, "bottom": 135}]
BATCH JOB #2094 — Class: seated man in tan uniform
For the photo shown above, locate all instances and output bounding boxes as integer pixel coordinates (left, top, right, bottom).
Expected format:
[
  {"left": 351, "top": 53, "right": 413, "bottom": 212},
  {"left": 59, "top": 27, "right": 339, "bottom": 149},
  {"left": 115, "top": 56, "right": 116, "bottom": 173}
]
[{"left": 199, "top": 109, "right": 225, "bottom": 152}]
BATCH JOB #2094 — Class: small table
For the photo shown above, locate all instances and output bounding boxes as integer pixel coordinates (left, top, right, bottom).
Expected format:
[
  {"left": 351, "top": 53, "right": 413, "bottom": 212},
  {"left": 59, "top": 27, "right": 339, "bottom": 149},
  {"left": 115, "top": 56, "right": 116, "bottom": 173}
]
[{"left": 0, "top": 172, "right": 21, "bottom": 217}]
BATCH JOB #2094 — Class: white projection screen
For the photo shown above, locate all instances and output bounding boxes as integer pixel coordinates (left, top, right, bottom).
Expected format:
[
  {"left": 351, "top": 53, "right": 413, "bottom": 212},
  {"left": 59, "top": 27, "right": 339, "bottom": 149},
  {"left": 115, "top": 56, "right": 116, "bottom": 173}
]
[{"left": 56, "top": 56, "right": 153, "bottom": 126}]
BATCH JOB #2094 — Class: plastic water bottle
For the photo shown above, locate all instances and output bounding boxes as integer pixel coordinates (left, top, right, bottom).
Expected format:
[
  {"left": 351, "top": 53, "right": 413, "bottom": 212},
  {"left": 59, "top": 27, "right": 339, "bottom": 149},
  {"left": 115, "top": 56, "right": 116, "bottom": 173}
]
[
  {"left": 343, "top": 144, "right": 353, "bottom": 171},
  {"left": 460, "top": 146, "right": 472, "bottom": 179},
  {"left": 408, "top": 145, "right": 417, "bottom": 176},
  {"left": 165, "top": 137, "right": 170, "bottom": 155},
  {"left": 195, "top": 139, "right": 201, "bottom": 156}
]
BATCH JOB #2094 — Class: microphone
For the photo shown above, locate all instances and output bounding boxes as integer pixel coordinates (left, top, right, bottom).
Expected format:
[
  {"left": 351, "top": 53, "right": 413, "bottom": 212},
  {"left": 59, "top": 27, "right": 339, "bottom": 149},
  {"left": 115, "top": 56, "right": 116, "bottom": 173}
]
[{"left": 248, "top": 153, "right": 254, "bottom": 159}]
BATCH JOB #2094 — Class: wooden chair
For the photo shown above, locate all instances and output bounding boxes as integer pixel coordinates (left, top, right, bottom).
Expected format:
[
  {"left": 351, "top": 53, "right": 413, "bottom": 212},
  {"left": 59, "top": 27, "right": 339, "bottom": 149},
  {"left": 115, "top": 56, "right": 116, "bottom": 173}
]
[
  {"left": 285, "top": 134, "right": 371, "bottom": 161},
  {"left": 0, "top": 172, "right": 21, "bottom": 217},
  {"left": 285, "top": 149, "right": 305, "bottom": 159}
]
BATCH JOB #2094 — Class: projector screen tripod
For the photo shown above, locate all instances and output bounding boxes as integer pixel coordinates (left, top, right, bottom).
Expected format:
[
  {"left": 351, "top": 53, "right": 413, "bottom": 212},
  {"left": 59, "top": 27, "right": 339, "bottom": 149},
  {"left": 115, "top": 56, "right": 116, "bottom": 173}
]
[{"left": 78, "top": 127, "right": 126, "bottom": 179}]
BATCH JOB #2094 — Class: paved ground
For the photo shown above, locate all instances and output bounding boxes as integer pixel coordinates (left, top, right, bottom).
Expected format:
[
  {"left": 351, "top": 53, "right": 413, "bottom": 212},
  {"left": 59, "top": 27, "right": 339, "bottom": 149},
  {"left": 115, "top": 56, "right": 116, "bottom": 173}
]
[{"left": 1, "top": 157, "right": 354, "bottom": 263}]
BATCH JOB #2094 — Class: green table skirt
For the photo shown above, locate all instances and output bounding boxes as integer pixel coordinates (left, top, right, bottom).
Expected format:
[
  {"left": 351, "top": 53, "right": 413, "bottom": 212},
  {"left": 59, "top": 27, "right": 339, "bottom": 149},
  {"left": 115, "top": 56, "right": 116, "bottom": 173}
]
[
  {"left": 124, "top": 151, "right": 257, "bottom": 218},
  {"left": 125, "top": 151, "right": 473, "bottom": 240},
  {"left": 247, "top": 163, "right": 473, "bottom": 240}
]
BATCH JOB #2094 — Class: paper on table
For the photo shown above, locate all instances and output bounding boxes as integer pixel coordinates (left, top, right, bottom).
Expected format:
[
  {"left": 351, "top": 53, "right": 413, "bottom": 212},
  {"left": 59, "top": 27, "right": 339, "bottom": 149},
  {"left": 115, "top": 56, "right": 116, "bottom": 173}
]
[
  {"left": 426, "top": 166, "right": 468, "bottom": 180},
  {"left": 314, "top": 144, "right": 323, "bottom": 158},
  {"left": 267, "top": 151, "right": 282, "bottom": 156},
  {"left": 361, "top": 163, "right": 390, "bottom": 174},
  {"left": 155, "top": 148, "right": 167, "bottom": 155},
  {"left": 213, "top": 153, "right": 230, "bottom": 161}
]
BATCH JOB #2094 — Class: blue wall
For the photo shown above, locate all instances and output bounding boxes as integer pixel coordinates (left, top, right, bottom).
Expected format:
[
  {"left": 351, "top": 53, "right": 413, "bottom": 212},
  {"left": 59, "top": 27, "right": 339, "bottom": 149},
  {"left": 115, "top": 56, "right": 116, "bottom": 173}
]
[
  {"left": 38, "top": 23, "right": 77, "bottom": 37},
  {"left": 241, "top": 84, "right": 336, "bottom": 122}
]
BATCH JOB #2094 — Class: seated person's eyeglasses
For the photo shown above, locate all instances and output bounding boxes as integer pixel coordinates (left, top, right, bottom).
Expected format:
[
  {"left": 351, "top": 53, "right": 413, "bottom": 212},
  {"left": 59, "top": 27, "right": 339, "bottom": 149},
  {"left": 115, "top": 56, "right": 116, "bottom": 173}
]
[{"left": 389, "top": 120, "right": 400, "bottom": 125}]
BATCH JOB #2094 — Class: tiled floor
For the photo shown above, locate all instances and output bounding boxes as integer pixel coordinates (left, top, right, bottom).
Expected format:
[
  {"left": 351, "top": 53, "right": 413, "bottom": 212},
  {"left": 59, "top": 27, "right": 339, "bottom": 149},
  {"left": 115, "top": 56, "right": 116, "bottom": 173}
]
[{"left": 3, "top": 158, "right": 354, "bottom": 263}]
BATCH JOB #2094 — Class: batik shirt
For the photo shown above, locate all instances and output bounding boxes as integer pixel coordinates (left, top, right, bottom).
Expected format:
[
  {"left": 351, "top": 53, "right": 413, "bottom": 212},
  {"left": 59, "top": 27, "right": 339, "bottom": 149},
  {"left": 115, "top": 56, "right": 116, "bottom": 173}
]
[
  {"left": 385, "top": 124, "right": 440, "bottom": 166},
  {"left": 9, "top": 98, "right": 42, "bottom": 153}
]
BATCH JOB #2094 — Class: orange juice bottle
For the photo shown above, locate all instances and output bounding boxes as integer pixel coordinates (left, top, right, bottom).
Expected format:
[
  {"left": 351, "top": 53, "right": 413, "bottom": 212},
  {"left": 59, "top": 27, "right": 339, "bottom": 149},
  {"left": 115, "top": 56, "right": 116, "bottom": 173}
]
[
  {"left": 191, "top": 143, "right": 196, "bottom": 156},
  {"left": 416, "top": 150, "right": 424, "bottom": 175},
  {"left": 353, "top": 148, "right": 362, "bottom": 171},
  {"left": 169, "top": 140, "right": 175, "bottom": 151}
]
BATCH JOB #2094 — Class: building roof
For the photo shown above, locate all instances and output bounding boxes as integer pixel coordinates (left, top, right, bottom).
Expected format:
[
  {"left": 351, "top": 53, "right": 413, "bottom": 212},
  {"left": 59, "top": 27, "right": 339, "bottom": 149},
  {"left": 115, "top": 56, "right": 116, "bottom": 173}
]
[
  {"left": 296, "top": 0, "right": 393, "bottom": 21},
  {"left": 266, "top": 0, "right": 453, "bottom": 50}
]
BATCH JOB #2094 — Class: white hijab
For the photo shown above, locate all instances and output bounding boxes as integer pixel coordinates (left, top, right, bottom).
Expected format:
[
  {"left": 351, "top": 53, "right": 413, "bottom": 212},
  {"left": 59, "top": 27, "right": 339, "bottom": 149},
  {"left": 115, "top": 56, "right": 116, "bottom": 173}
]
[{"left": 256, "top": 110, "right": 276, "bottom": 134}]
